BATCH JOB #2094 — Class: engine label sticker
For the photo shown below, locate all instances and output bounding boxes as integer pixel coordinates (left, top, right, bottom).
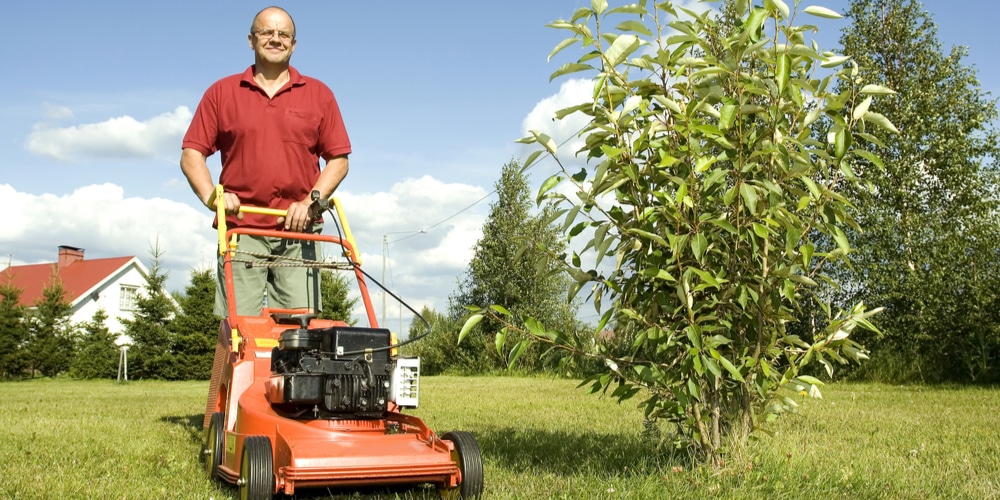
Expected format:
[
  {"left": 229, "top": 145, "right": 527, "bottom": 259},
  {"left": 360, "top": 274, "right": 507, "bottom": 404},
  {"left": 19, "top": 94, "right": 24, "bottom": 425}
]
[{"left": 256, "top": 338, "right": 279, "bottom": 348}]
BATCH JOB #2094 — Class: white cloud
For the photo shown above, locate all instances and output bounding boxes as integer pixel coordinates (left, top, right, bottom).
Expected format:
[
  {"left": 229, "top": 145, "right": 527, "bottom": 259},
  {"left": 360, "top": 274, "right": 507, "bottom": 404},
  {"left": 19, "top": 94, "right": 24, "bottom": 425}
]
[
  {"left": 0, "top": 183, "right": 216, "bottom": 294},
  {"left": 0, "top": 176, "right": 489, "bottom": 332},
  {"left": 337, "top": 176, "right": 489, "bottom": 324},
  {"left": 25, "top": 106, "right": 193, "bottom": 162},
  {"left": 521, "top": 78, "right": 593, "bottom": 168},
  {"left": 42, "top": 102, "right": 74, "bottom": 121}
]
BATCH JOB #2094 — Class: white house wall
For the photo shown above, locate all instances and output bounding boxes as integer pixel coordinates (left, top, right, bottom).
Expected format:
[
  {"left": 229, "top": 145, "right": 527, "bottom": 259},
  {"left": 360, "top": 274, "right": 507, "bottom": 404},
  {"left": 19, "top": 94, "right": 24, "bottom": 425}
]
[{"left": 70, "top": 261, "right": 149, "bottom": 335}]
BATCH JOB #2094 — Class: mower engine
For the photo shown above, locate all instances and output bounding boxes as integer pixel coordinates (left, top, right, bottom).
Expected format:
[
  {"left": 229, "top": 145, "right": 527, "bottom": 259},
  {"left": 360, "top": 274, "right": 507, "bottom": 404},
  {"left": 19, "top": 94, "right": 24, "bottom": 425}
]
[{"left": 267, "top": 323, "right": 419, "bottom": 419}]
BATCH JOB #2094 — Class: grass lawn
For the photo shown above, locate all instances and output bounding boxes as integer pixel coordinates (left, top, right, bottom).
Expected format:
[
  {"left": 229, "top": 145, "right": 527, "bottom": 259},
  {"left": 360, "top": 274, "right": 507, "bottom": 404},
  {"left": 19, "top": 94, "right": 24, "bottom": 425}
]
[{"left": 0, "top": 376, "right": 997, "bottom": 499}]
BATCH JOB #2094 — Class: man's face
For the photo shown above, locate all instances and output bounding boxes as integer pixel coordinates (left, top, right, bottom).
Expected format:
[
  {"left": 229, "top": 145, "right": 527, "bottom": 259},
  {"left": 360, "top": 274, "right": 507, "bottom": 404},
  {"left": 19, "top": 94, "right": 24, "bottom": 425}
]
[{"left": 248, "top": 9, "right": 296, "bottom": 66}]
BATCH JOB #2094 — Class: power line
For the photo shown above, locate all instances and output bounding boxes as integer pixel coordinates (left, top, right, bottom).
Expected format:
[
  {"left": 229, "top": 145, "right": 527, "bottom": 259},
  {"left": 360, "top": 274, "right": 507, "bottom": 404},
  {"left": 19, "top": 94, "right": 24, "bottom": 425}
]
[{"left": 390, "top": 129, "right": 584, "bottom": 244}]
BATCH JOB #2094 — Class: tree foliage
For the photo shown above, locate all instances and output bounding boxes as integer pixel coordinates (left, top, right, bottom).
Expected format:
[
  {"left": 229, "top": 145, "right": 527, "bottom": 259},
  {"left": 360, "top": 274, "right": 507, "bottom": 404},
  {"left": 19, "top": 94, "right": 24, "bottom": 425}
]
[
  {"left": 401, "top": 306, "right": 486, "bottom": 375},
  {"left": 466, "top": 0, "right": 889, "bottom": 461},
  {"left": 834, "top": 0, "right": 1000, "bottom": 383},
  {"left": 319, "top": 270, "right": 358, "bottom": 325},
  {"left": 27, "top": 273, "right": 75, "bottom": 377},
  {"left": 69, "top": 309, "right": 119, "bottom": 379},
  {"left": 453, "top": 159, "right": 581, "bottom": 371},
  {"left": 123, "top": 244, "right": 178, "bottom": 379},
  {"left": 0, "top": 279, "right": 28, "bottom": 378},
  {"left": 167, "top": 268, "right": 219, "bottom": 380}
]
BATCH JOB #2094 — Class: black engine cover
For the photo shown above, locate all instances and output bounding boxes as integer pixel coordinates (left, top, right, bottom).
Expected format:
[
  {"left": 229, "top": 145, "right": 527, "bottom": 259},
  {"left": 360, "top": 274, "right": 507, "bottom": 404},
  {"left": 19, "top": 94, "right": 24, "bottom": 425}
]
[{"left": 270, "top": 326, "right": 393, "bottom": 418}]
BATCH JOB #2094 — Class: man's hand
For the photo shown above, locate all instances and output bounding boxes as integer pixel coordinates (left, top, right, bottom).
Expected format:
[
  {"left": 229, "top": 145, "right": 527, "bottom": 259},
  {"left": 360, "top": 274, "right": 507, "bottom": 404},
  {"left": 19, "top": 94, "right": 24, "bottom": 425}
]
[
  {"left": 206, "top": 190, "right": 243, "bottom": 219},
  {"left": 280, "top": 198, "right": 314, "bottom": 232}
]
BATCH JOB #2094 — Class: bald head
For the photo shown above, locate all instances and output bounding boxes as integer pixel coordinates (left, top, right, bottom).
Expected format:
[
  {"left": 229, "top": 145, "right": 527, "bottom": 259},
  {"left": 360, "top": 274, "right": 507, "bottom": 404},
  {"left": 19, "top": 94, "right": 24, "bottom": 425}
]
[{"left": 251, "top": 6, "right": 296, "bottom": 38}]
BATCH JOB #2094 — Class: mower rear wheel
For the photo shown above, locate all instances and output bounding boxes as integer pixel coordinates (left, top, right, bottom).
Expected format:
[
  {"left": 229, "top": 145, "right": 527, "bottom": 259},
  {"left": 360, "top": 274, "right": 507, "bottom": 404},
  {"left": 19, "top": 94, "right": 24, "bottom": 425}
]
[
  {"left": 442, "top": 431, "right": 484, "bottom": 499},
  {"left": 238, "top": 436, "right": 274, "bottom": 500},
  {"left": 203, "top": 412, "right": 225, "bottom": 480}
]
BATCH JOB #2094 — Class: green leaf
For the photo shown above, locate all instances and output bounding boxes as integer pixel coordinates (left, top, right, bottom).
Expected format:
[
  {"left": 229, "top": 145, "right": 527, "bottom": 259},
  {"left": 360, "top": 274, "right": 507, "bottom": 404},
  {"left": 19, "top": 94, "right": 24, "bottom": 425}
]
[
  {"left": 719, "top": 103, "right": 738, "bottom": 130},
  {"left": 802, "top": 5, "right": 842, "bottom": 18},
  {"left": 797, "top": 375, "right": 825, "bottom": 386},
  {"left": 800, "top": 243, "right": 814, "bottom": 267},
  {"left": 522, "top": 150, "right": 544, "bottom": 171},
  {"left": 495, "top": 327, "right": 507, "bottom": 358},
  {"left": 859, "top": 84, "right": 896, "bottom": 95},
  {"left": 548, "top": 37, "right": 579, "bottom": 62},
  {"left": 776, "top": 54, "right": 790, "bottom": 95},
  {"left": 489, "top": 305, "right": 511, "bottom": 316},
  {"left": 591, "top": 0, "right": 608, "bottom": 15},
  {"left": 740, "top": 183, "right": 758, "bottom": 213},
  {"left": 691, "top": 233, "right": 707, "bottom": 262},
  {"left": 744, "top": 8, "right": 768, "bottom": 42},
  {"left": 862, "top": 111, "right": 900, "bottom": 134},
  {"left": 616, "top": 20, "right": 652, "bottom": 36},
  {"left": 852, "top": 149, "right": 884, "bottom": 170},
  {"left": 538, "top": 173, "right": 562, "bottom": 202},
  {"left": 640, "top": 267, "right": 677, "bottom": 282},
  {"left": 605, "top": 34, "right": 641, "bottom": 67},
  {"left": 530, "top": 130, "right": 559, "bottom": 155},
  {"left": 718, "top": 356, "right": 745, "bottom": 382},
  {"left": 830, "top": 225, "right": 850, "bottom": 253},
  {"left": 507, "top": 339, "right": 530, "bottom": 369},
  {"left": 852, "top": 96, "right": 872, "bottom": 121},
  {"left": 627, "top": 228, "right": 670, "bottom": 248},
  {"left": 549, "top": 62, "right": 594, "bottom": 82},
  {"left": 820, "top": 55, "right": 850, "bottom": 68},
  {"left": 764, "top": 0, "right": 790, "bottom": 18},
  {"left": 458, "top": 313, "right": 483, "bottom": 345}
]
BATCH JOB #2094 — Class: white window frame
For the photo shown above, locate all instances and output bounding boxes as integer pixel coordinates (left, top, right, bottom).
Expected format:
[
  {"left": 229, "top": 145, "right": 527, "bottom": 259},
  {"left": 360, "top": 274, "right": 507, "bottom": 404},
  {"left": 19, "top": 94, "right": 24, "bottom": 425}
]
[{"left": 120, "top": 284, "right": 139, "bottom": 312}]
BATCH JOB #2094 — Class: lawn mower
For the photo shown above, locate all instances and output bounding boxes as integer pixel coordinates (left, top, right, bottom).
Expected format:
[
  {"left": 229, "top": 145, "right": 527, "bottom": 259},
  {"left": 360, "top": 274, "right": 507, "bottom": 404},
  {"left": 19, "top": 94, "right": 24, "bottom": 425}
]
[{"left": 201, "top": 185, "right": 483, "bottom": 499}]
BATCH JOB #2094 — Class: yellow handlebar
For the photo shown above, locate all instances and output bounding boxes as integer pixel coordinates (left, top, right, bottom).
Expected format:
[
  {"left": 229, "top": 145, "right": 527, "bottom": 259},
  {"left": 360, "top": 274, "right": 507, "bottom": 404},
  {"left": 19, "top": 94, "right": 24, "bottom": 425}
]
[{"left": 210, "top": 184, "right": 361, "bottom": 265}]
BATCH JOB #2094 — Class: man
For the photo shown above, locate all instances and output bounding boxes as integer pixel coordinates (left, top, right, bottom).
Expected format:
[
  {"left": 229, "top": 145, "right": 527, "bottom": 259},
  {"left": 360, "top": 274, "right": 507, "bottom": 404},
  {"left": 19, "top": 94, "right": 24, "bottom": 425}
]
[{"left": 180, "top": 6, "right": 351, "bottom": 316}]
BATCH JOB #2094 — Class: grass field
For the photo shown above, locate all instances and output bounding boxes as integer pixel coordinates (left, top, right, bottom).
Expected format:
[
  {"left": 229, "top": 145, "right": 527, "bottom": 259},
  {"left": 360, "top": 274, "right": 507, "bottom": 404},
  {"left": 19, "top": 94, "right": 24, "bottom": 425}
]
[{"left": 1, "top": 376, "right": 998, "bottom": 499}]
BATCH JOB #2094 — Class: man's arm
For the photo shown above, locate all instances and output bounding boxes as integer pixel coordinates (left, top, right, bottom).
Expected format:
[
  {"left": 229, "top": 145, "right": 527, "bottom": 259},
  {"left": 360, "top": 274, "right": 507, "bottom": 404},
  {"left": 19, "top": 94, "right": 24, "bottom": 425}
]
[
  {"left": 180, "top": 147, "right": 241, "bottom": 216},
  {"left": 283, "top": 154, "right": 350, "bottom": 232}
]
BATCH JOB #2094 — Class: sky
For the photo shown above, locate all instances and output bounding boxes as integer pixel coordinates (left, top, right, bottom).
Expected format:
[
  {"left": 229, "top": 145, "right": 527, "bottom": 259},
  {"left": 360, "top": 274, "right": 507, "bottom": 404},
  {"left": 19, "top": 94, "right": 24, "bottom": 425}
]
[{"left": 3, "top": 1, "right": 997, "bottom": 332}]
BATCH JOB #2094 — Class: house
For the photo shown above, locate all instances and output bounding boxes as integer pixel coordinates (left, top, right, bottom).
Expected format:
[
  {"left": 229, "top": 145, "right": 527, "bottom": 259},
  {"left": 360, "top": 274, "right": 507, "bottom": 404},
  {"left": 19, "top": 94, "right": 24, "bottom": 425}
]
[{"left": 1, "top": 245, "right": 175, "bottom": 336}]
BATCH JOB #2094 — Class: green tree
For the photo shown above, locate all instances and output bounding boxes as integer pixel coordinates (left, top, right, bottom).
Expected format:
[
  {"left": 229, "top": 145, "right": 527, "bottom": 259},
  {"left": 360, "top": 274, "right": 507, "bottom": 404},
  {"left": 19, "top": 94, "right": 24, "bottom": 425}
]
[
  {"left": 27, "top": 273, "right": 75, "bottom": 377},
  {"left": 835, "top": 0, "right": 1000, "bottom": 382},
  {"left": 124, "top": 244, "right": 178, "bottom": 379},
  {"left": 0, "top": 279, "right": 28, "bottom": 378},
  {"left": 319, "top": 270, "right": 358, "bottom": 325},
  {"left": 69, "top": 309, "right": 118, "bottom": 379},
  {"left": 453, "top": 159, "right": 579, "bottom": 371},
  {"left": 168, "top": 268, "right": 220, "bottom": 380},
  {"left": 466, "top": 0, "right": 887, "bottom": 462}
]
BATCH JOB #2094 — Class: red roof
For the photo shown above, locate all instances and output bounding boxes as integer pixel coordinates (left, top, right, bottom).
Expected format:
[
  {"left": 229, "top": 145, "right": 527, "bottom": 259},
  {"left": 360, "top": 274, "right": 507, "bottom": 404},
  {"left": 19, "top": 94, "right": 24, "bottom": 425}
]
[{"left": 2, "top": 256, "right": 134, "bottom": 307}]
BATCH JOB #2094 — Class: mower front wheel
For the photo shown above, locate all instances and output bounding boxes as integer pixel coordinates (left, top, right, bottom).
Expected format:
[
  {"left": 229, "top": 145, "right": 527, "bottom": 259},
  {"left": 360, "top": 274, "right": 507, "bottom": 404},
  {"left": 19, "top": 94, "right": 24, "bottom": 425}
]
[
  {"left": 238, "top": 436, "right": 275, "bottom": 500},
  {"left": 442, "top": 431, "right": 483, "bottom": 499},
  {"left": 203, "top": 412, "right": 225, "bottom": 480}
]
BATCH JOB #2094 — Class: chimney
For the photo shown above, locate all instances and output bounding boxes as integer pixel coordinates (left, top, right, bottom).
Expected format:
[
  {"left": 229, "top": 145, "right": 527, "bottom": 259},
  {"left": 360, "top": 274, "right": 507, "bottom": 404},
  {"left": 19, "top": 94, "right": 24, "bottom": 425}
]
[{"left": 58, "top": 246, "right": 85, "bottom": 268}]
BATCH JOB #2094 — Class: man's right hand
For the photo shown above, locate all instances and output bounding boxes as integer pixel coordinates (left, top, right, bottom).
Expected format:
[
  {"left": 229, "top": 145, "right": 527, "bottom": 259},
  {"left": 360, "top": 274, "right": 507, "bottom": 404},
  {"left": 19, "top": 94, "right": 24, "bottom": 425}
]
[{"left": 213, "top": 191, "right": 244, "bottom": 219}]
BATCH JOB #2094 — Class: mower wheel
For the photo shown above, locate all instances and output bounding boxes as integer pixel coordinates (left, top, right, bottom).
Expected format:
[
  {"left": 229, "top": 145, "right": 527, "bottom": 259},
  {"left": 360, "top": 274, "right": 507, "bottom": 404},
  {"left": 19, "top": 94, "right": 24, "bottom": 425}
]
[
  {"left": 203, "top": 412, "right": 225, "bottom": 480},
  {"left": 442, "top": 431, "right": 484, "bottom": 499},
  {"left": 238, "top": 436, "right": 274, "bottom": 500}
]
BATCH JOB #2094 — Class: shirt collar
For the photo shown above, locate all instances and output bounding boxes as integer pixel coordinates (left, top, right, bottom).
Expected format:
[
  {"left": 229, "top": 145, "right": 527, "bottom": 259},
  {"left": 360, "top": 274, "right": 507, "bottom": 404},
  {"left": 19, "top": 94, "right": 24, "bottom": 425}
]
[{"left": 240, "top": 65, "right": 306, "bottom": 90}]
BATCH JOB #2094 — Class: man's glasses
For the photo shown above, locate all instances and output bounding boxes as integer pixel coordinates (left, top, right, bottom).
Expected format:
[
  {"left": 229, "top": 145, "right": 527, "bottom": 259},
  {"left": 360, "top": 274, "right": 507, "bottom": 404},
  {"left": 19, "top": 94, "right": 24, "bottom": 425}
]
[{"left": 252, "top": 29, "right": 294, "bottom": 42}]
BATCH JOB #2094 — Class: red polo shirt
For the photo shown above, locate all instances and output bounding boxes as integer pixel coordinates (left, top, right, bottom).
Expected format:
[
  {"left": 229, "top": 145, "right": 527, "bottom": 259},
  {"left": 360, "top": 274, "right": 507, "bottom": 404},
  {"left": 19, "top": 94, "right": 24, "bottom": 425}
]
[{"left": 182, "top": 65, "right": 351, "bottom": 228}]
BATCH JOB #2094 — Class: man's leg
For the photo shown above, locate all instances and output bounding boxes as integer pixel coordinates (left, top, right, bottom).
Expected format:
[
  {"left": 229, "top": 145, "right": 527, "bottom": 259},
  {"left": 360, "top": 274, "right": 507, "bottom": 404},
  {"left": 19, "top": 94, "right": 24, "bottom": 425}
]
[
  {"left": 267, "top": 225, "right": 323, "bottom": 312},
  {"left": 215, "top": 234, "right": 270, "bottom": 317}
]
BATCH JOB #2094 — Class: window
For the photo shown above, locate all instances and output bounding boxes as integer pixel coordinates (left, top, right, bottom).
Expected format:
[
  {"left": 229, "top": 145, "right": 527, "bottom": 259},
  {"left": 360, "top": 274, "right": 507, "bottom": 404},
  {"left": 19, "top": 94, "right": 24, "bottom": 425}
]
[{"left": 120, "top": 285, "right": 139, "bottom": 312}]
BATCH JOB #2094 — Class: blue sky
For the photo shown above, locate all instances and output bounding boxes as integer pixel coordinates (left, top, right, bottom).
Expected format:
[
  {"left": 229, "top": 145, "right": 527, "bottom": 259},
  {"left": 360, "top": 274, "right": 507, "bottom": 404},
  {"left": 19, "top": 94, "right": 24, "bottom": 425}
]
[{"left": 2, "top": 1, "right": 997, "bottom": 329}]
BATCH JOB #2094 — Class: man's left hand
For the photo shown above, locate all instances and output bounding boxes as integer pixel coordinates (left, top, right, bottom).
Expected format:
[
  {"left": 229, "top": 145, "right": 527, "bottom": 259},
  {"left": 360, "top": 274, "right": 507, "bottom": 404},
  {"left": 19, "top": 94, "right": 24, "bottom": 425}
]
[{"left": 280, "top": 198, "right": 314, "bottom": 232}]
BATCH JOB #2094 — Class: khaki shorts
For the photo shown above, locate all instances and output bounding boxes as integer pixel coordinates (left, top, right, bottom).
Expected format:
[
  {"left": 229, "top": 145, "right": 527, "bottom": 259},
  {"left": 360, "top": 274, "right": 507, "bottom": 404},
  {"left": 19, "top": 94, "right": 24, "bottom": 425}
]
[{"left": 215, "top": 224, "right": 323, "bottom": 317}]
